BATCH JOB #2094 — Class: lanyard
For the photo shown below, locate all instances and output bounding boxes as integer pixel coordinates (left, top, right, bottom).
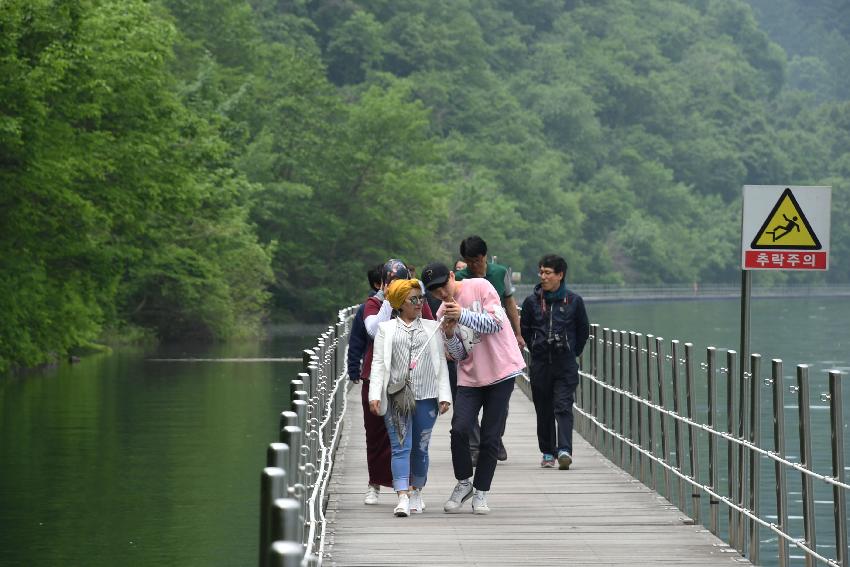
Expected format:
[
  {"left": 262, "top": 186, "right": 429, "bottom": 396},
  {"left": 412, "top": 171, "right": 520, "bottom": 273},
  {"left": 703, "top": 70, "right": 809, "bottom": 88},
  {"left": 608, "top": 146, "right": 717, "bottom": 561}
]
[{"left": 407, "top": 316, "right": 445, "bottom": 370}]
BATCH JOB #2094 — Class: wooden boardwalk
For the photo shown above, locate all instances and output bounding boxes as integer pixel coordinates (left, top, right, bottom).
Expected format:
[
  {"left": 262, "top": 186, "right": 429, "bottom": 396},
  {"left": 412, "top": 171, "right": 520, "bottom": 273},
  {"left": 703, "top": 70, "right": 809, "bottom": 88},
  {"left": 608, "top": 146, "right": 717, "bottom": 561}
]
[{"left": 324, "top": 383, "right": 749, "bottom": 566}]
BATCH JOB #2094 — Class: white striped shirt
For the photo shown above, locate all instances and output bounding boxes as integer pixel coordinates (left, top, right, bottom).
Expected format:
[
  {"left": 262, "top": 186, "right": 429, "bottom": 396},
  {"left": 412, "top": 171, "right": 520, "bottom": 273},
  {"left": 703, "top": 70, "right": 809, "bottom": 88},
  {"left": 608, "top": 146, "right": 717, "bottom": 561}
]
[{"left": 390, "top": 318, "right": 439, "bottom": 400}]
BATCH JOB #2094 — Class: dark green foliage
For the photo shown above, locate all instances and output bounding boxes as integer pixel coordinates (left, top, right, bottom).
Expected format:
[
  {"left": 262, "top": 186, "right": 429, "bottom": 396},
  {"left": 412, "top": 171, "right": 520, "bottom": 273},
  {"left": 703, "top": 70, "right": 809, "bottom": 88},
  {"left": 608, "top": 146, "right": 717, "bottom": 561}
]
[
  {"left": 3, "top": 0, "right": 850, "bottom": 371},
  {"left": 0, "top": 0, "right": 272, "bottom": 370}
]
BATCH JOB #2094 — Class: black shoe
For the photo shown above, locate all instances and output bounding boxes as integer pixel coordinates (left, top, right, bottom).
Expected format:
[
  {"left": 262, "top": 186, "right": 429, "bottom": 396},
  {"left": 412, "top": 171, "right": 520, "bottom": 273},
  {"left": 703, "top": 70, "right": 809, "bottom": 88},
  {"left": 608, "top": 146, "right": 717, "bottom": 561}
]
[{"left": 497, "top": 444, "right": 507, "bottom": 461}]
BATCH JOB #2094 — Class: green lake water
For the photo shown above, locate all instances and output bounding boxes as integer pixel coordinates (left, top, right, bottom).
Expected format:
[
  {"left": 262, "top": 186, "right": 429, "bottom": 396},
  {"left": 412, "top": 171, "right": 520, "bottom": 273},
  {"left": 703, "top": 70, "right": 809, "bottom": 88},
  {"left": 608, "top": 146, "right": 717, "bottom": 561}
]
[
  {"left": 0, "top": 298, "right": 847, "bottom": 566},
  {"left": 0, "top": 331, "right": 318, "bottom": 567}
]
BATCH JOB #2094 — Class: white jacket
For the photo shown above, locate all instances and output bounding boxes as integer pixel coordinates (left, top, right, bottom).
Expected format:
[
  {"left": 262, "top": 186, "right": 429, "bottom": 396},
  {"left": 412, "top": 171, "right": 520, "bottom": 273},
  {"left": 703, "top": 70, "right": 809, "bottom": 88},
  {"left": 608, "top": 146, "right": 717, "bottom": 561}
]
[{"left": 368, "top": 318, "right": 452, "bottom": 416}]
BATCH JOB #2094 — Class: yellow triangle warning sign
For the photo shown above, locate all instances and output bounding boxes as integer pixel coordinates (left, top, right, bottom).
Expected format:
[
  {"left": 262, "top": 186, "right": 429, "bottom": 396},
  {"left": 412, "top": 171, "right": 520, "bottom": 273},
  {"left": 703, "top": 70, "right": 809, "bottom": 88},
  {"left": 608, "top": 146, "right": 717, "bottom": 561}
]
[{"left": 751, "top": 188, "right": 822, "bottom": 249}]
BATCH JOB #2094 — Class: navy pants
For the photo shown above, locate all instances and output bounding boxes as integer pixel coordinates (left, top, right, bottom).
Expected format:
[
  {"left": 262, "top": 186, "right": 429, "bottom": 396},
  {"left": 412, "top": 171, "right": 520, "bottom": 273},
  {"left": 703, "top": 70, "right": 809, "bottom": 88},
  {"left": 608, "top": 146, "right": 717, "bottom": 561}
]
[
  {"left": 529, "top": 353, "right": 578, "bottom": 456},
  {"left": 450, "top": 377, "right": 514, "bottom": 491},
  {"left": 448, "top": 362, "right": 508, "bottom": 455}
]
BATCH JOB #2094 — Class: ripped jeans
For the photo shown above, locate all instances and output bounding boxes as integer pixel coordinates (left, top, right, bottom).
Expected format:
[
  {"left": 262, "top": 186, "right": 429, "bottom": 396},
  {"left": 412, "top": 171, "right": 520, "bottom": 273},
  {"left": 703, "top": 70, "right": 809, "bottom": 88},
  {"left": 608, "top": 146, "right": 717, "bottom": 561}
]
[{"left": 383, "top": 398, "right": 439, "bottom": 492}]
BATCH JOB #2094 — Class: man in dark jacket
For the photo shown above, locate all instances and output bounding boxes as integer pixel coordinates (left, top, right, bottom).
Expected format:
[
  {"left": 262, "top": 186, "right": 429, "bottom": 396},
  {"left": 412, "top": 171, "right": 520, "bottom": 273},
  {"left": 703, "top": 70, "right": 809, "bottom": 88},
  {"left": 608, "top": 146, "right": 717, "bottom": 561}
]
[{"left": 520, "top": 254, "right": 589, "bottom": 470}]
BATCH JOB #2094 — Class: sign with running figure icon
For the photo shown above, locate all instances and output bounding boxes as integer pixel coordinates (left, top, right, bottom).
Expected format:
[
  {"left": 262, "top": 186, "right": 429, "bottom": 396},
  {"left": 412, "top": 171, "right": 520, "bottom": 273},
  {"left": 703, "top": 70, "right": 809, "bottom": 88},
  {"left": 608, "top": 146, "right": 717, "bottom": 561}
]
[{"left": 741, "top": 185, "right": 831, "bottom": 270}]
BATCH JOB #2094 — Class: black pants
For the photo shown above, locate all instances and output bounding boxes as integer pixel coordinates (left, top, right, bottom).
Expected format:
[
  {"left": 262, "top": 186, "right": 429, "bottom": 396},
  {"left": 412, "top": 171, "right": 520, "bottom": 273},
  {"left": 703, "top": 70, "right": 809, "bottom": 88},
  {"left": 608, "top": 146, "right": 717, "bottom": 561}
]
[
  {"left": 450, "top": 377, "right": 514, "bottom": 491},
  {"left": 529, "top": 353, "right": 578, "bottom": 456},
  {"left": 448, "top": 362, "right": 507, "bottom": 455}
]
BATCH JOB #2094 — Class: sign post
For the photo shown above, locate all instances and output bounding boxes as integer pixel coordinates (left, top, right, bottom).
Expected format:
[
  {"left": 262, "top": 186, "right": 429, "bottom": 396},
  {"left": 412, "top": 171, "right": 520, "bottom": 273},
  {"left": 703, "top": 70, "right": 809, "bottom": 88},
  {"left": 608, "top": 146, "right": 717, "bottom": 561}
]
[{"left": 738, "top": 185, "right": 831, "bottom": 561}]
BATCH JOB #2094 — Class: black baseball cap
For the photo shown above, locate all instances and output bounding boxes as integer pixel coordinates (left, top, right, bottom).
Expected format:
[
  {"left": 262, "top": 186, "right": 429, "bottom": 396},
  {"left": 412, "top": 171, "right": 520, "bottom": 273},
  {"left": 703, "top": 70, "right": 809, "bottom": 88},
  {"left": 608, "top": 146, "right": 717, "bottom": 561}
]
[{"left": 421, "top": 262, "right": 450, "bottom": 290}]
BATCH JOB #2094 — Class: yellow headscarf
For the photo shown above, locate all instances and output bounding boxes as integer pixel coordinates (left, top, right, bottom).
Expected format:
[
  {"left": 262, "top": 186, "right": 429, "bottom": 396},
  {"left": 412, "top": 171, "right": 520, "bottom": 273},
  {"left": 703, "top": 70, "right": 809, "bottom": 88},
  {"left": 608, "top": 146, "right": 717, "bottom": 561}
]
[{"left": 386, "top": 278, "right": 421, "bottom": 310}]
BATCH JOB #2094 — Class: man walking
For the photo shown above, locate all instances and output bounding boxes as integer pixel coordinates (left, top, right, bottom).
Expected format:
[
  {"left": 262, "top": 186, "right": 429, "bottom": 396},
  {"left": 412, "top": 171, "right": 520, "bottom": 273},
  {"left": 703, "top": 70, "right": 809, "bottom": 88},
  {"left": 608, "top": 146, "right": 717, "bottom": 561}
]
[
  {"left": 422, "top": 263, "right": 525, "bottom": 515},
  {"left": 520, "top": 254, "right": 589, "bottom": 470},
  {"left": 455, "top": 235, "right": 522, "bottom": 461}
]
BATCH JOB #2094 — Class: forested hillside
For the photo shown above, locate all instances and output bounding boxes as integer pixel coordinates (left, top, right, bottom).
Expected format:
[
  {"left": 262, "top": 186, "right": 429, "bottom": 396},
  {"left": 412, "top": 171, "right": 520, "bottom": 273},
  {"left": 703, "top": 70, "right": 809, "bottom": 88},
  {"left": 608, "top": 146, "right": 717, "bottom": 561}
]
[{"left": 2, "top": 0, "right": 849, "bottom": 371}]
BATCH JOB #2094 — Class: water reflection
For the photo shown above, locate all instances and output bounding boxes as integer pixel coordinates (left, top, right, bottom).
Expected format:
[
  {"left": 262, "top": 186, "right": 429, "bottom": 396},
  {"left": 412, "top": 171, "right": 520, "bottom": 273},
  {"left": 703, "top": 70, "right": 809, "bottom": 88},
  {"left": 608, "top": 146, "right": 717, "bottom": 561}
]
[{"left": 0, "top": 327, "right": 315, "bottom": 567}]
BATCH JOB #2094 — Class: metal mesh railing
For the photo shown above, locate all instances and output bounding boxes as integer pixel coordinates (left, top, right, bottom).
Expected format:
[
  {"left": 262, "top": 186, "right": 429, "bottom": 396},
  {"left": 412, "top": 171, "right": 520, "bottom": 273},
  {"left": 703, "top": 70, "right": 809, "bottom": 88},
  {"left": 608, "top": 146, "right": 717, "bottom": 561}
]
[{"left": 258, "top": 305, "right": 358, "bottom": 567}]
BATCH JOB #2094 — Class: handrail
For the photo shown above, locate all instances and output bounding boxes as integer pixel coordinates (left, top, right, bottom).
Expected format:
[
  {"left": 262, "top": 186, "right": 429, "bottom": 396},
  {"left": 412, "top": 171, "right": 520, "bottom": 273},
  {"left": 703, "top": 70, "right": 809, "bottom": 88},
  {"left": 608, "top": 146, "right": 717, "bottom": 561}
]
[
  {"left": 512, "top": 282, "right": 850, "bottom": 302},
  {"left": 259, "top": 305, "right": 359, "bottom": 567},
  {"left": 515, "top": 324, "right": 849, "bottom": 567},
  {"left": 260, "top": 304, "right": 848, "bottom": 566}
]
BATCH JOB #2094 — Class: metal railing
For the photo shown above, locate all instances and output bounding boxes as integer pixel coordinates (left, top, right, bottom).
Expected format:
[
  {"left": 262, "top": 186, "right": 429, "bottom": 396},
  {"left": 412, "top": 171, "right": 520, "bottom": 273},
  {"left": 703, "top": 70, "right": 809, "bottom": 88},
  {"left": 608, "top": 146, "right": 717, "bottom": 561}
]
[
  {"left": 513, "top": 283, "right": 850, "bottom": 302},
  {"left": 258, "top": 305, "right": 358, "bottom": 567},
  {"left": 260, "top": 303, "right": 848, "bottom": 566},
  {"left": 519, "top": 324, "right": 848, "bottom": 566}
]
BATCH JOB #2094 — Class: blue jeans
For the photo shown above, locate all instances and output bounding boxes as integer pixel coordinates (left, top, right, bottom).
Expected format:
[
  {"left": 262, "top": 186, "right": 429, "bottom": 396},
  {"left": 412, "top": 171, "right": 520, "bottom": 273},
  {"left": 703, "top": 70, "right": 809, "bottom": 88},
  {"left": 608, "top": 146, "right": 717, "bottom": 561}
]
[{"left": 383, "top": 398, "right": 439, "bottom": 492}]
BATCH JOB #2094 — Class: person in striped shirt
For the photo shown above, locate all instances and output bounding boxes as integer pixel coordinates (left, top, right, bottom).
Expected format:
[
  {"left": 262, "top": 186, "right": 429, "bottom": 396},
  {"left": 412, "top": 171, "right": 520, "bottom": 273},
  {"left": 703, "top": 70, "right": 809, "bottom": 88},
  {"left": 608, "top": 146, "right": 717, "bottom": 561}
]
[{"left": 421, "top": 262, "right": 526, "bottom": 515}]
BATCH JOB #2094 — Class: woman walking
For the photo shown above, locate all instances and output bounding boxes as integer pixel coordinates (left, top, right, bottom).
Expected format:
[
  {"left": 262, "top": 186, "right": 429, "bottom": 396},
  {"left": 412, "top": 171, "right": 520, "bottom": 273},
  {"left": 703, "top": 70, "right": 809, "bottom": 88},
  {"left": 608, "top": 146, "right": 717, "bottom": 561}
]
[{"left": 369, "top": 278, "right": 452, "bottom": 517}]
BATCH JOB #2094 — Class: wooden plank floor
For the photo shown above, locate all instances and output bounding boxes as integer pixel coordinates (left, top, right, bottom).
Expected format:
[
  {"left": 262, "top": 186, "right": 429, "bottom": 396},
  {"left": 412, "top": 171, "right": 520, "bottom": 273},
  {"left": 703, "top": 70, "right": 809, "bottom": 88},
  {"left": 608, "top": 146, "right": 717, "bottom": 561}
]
[{"left": 323, "top": 383, "right": 749, "bottom": 566}]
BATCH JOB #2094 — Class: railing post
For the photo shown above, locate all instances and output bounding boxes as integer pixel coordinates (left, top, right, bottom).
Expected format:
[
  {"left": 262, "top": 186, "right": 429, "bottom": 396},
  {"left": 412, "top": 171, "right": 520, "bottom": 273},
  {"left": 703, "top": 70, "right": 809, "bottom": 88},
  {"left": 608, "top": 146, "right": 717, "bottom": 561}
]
[
  {"left": 302, "top": 349, "right": 314, "bottom": 374},
  {"left": 772, "top": 359, "right": 789, "bottom": 567},
  {"left": 269, "top": 541, "right": 303, "bottom": 567},
  {"left": 726, "top": 349, "right": 738, "bottom": 548},
  {"left": 656, "top": 337, "right": 670, "bottom": 501},
  {"left": 280, "top": 425, "right": 305, "bottom": 543},
  {"left": 602, "top": 328, "right": 611, "bottom": 457},
  {"left": 748, "top": 353, "right": 761, "bottom": 564},
  {"left": 592, "top": 324, "right": 600, "bottom": 447},
  {"left": 646, "top": 334, "right": 656, "bottom": 491},
  {"left": 707, "top": 347, "right": 719, "bottom": 536},
  {"left": 671, "top": 340, "right": 686, "bottom": 513},
  {"left": 629, "top": 331, "right": 638, "bottom": 478},
  {"left": 271, "top": 497, "right": 301, "bottom": 545},
  {"left": 267, "top": 443, "right": 291, "bottom": 479},
  {"left": 260, "top": 467, "right": 287, "bottom": 567},
  {"left": 634, "top": 332, "right": 645, "bottom": 483},
  {"left": 618, "top": 329, "right": 626, "bottom": 468},
  {"left": 797, "top": 364, "right": 816, "bottom": 567},
  {"left": 307, "top": 361, "right": 320, "bottom": 502},
  {"left": 828, "top": 370, "right": 848, "bottom": 567},
  {"left": 291, "top": 377, "right": 305, "bottom": 407},
  {"left": 685, "top": 342, "right": 700, "bottom": 524},
  {"left": 737, "top": 351, "right": 750, "bottom": 555}
]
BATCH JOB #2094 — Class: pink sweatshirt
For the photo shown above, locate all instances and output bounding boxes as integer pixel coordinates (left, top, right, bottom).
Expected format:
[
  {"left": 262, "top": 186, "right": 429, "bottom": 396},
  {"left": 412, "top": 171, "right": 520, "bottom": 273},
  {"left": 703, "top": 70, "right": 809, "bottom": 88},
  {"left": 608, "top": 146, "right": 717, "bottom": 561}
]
[{"left": 437, "top": 278, "right": 525, "bottom": 387}]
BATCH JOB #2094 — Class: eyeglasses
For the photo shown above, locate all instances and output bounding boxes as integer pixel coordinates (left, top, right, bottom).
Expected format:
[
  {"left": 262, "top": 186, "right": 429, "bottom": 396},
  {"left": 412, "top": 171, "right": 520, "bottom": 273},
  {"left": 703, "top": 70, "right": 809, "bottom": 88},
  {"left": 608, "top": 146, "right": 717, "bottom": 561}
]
[
  {"left": 407, "top": 295, "right": 426, "bottom": 305},
  {"left": 539, "top": 269, "right": 557, "bottom": 276}
]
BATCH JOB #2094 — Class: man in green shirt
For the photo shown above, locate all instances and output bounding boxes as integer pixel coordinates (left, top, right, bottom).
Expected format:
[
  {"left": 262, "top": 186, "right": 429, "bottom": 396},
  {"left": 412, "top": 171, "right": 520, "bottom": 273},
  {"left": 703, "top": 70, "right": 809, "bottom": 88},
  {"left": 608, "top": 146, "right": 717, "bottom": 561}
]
[
  {"left": 455, "top": 236, "right": 524, "bottom": 350},
  {"left": 453, "top": 235, "right": 524, "bottom": 462}
]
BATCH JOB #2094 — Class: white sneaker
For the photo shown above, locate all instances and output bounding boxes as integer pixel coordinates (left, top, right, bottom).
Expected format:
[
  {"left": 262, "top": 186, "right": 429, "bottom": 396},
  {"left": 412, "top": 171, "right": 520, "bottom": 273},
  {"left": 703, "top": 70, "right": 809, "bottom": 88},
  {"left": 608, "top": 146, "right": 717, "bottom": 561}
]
[
  {"left": 443, "top": 480, "right": 473, "bottom": 513},
  {"left": 409, "top": 488, "right": 425, "bottom": 514},
  {"left": 364, "top": 484, "right": 379, "bottom": 505},
  {"left": 394, "top": 494, "right": 410, "bottom": 517},
  {"left": 472, "top": 490, "right": 490, "bottom": 515}
]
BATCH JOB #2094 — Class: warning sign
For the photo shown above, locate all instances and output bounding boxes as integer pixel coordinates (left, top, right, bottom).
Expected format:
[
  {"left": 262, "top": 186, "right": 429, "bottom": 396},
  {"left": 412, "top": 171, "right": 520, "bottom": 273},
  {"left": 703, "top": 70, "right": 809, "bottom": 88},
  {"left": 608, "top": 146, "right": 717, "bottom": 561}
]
[
  {"left": 742, "top": 186, "right": 831, "bottom": 271},
  {"left": 750, "top": 188, "right": 821, "bottom": 249}
]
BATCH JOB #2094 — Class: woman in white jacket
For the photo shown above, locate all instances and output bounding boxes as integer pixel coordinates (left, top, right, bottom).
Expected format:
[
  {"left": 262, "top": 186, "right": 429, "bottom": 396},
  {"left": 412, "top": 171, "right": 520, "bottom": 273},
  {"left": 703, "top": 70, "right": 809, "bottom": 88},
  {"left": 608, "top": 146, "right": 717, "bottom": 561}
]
[{"left": 369, "top": 278, "right": 452, "bottom": 517}]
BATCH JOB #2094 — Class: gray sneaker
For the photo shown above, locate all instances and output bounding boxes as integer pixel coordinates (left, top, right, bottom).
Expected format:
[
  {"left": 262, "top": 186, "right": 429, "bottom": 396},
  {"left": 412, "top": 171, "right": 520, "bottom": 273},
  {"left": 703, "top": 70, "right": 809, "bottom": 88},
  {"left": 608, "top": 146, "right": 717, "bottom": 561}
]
[
  {"left": 558, "top": 450, "right": 573, "bottom": 470},
  {"left": 472, "top": 490, "right": 490, "bottom": 515},
  {"left": 443, "top": 480, "right": 473, "bottom": 513},
  {"left": 364, "top": 484, "right": 379, "bottom": 505},
  {"left": 409, "top": 488, "right": 425, "bottom": 514}
]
